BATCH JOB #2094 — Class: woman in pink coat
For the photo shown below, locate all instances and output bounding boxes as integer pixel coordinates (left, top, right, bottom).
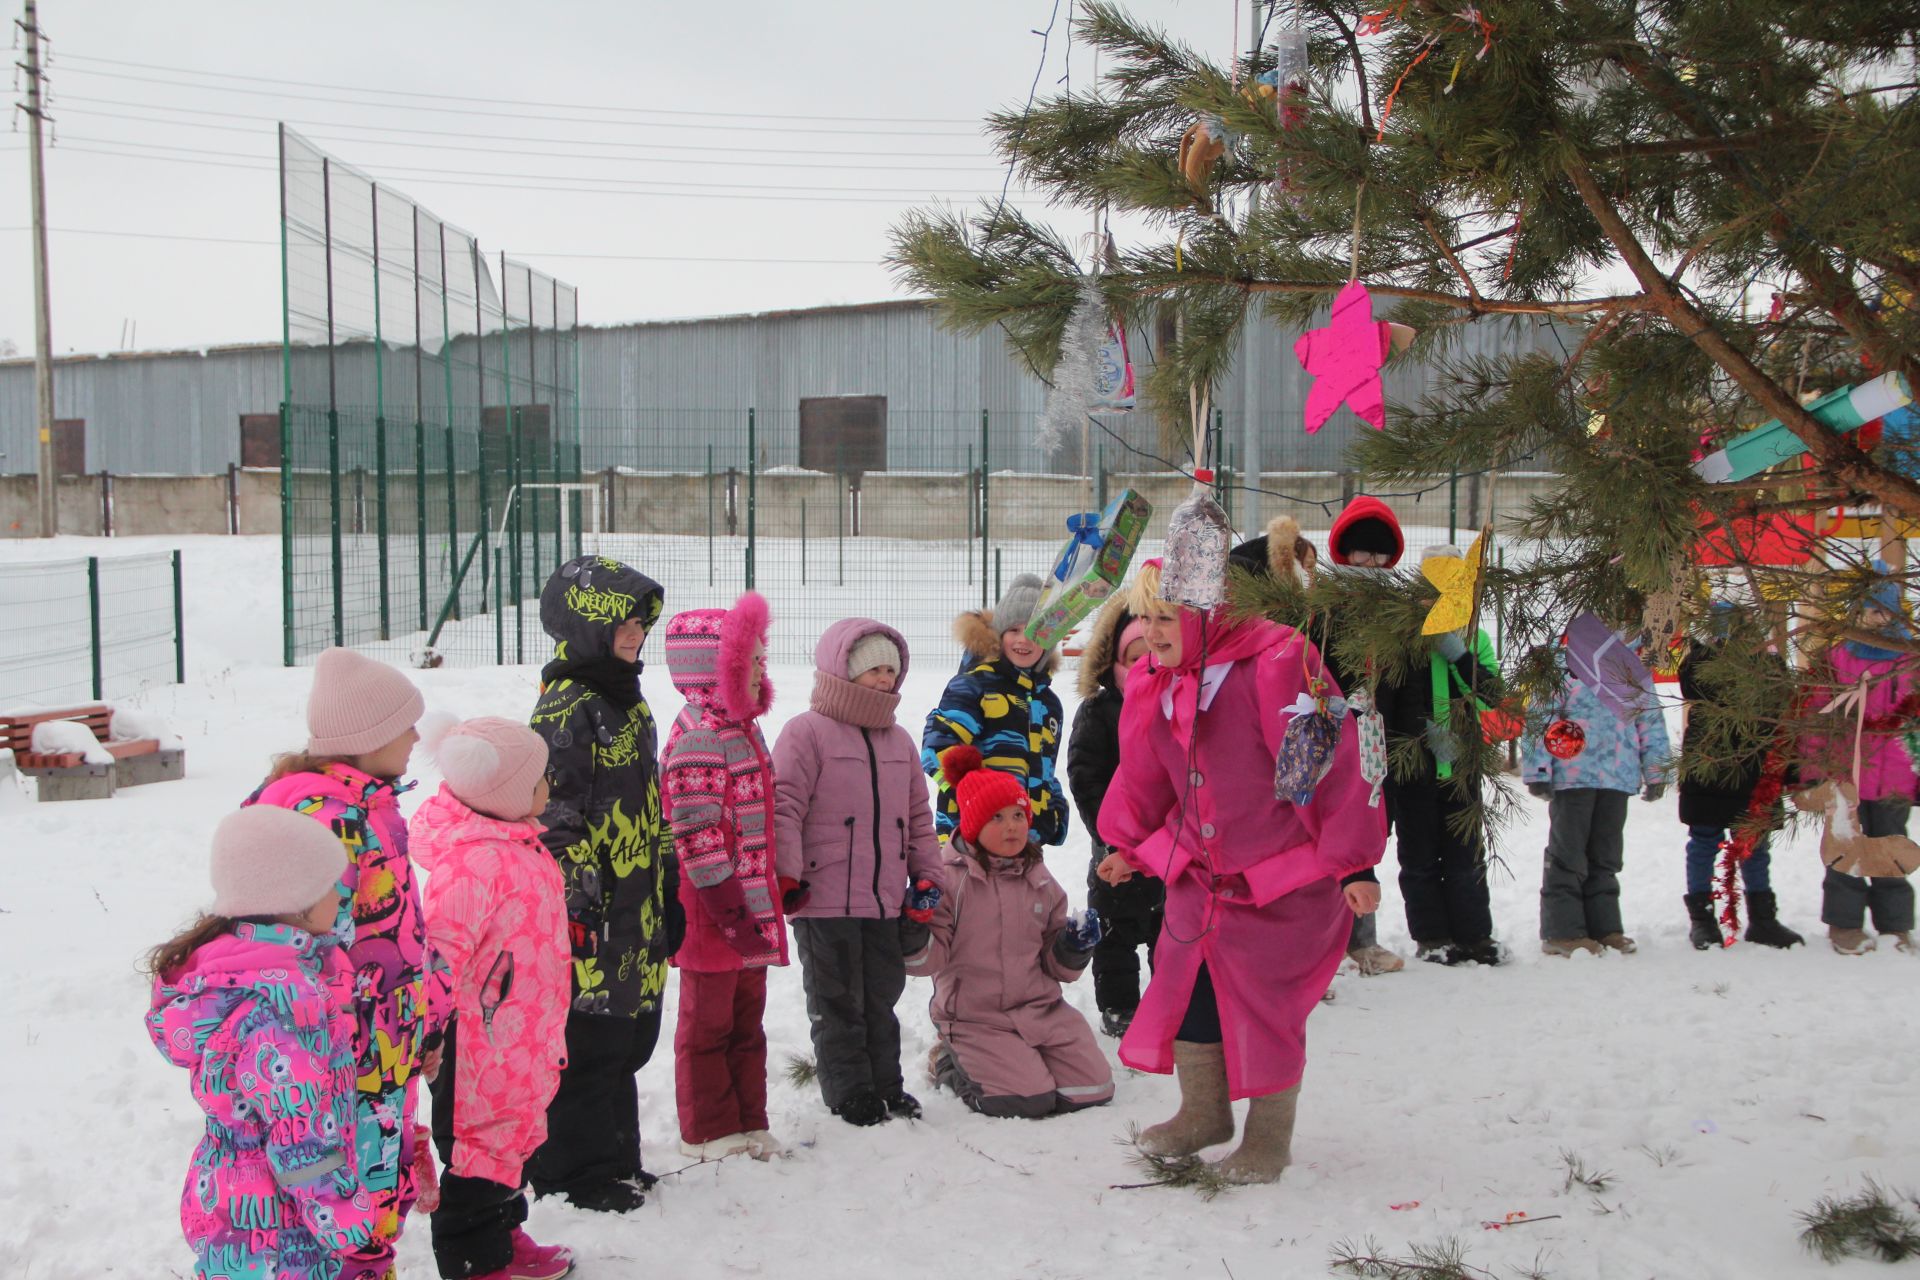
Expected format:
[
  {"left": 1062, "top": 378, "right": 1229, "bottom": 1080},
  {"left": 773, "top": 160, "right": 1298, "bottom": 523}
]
[
  {"left": 410, "top": 717, "right": 573, "bottom": 1280},
  {"left": 1096, "top": 560, "right": 1387, "bottom": 1184},
  {"left": 661, "top": 592, "right": 789, "bottom": 1161},
  {"left": 905, "top": 745, "right": 1112, "bottom": 1119}
]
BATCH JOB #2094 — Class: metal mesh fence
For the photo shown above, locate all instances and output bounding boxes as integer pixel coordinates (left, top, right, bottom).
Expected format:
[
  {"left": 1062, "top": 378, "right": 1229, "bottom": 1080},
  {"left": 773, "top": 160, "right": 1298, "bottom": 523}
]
[
  {"left": 280, "top": 127, "right": 579, "bottom": 666},
  {"left": 0, "top": 552, "right": 184, "bottom": 706}
]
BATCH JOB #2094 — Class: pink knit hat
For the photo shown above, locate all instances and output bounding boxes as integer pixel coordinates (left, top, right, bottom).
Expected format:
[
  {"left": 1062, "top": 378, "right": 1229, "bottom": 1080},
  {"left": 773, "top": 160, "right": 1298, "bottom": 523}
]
[
  {"left": 430, "top": 716, "right": 550, "bottom": 820},
  {"left": 211, "top": 806, "right": 348, "bottom": 918},
  {"left": 306, "top": 648, "right": 426, "bottom": 757}
]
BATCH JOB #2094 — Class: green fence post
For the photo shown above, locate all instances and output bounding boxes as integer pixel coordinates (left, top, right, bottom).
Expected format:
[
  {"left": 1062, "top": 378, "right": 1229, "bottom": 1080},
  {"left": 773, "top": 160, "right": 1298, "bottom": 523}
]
[
  {"left": 706, "top": 442, "right": 715, "bottom": 587},
  {"left": 87, "top": 556, "right": 102, "bottom": 700},
  {"left": 979, "top": 410, "right": 990, "bottom": 609},
  {"left": 495, "top": 546, "right": 505, "bottom": 665},
  {"left": 746, "top": 408, "right": 758, "bottom": 591},
  {"left": 415, "top": 419, "right": 428, "bottom": 634},
  {"left": 172, "top": 549, "right": 185, "bottom": 684},
  {"left": 444, "top": 422, "right": 460, "bottom": 623},
  {"left": 800, "top": 498, "right": 808, "bottom": 586},
  {"left": 836, "top": 475, "right": 845, "bottom": 587},
  {"left": 511, "top": 414, "right": 524, "bottom": 664},
  {"left": 327, "top": 408, "right": 343, "bottom": 647},
  {"left": 995, "top": 547, "right": 1003, "bottom": 606},
  {"left": 965, "top": 442, "right": 974, "bottom": 587},
  {"left": 280, "top": 403, "right": 294, "bottom": 667},
  {"left": 376, "top": 414, "right": 390, "bottom": 640},
  {"left": 1448, "top": 469, "right": 1459, "bottom": 543}
]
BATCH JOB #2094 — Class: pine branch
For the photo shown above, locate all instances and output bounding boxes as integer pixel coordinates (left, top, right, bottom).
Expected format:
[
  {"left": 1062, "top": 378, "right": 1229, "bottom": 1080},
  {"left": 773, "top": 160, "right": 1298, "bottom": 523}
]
[
  {"left": 1112, "top": 1126, "right": 1231, "bottom": 1200},
  {"left": 1799, "top": 1179, "right": 1920, "bottom": 1263},
  {"left": 1328, "top": 1235, "right": 1504, "bottom": 1280}
]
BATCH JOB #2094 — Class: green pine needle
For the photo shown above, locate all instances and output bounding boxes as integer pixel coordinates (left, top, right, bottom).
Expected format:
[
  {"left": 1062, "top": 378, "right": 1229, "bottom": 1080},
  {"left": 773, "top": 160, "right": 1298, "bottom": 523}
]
[
  {"left": 1798, "top": 1179, "right": 1920, "bottom": 1263},
  {"left": 783, "top": 1053, "right": 818, "bottom": 1088}
]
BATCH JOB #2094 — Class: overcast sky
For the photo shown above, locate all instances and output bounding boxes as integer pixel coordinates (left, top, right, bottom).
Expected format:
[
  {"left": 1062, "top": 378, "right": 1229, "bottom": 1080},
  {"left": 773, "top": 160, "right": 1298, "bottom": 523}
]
[{"left": 1, "top": 0, "right": 1251, "bottom": 356}]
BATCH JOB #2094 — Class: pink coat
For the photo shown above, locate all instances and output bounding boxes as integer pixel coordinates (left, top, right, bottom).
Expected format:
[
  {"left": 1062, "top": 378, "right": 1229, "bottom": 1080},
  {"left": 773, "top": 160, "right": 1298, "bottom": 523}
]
[
  {"left": 1807, "top": 645, "right": 1920, "bottom": 803},
  {"left": 662, "top": 593, "right": 789, "bottom": 973},
  {"left": 1098, "top": 611, "right": 1387, "bottom": 1100},
  {"left": 409, "top": 786, "right": 570, "bottom": 1187},
  {"left": 773, "top": 619, "right": 943, "bottom": 919},
  {"left": 903, "top": 844, "right": 1112, "bottom": 1107}
]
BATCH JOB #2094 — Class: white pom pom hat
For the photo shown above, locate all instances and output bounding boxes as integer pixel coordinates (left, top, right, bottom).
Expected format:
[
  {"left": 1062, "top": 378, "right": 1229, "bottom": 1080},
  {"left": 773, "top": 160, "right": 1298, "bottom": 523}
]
[{"left": 425, "top": 715, "right": 549, "bottom": 820}]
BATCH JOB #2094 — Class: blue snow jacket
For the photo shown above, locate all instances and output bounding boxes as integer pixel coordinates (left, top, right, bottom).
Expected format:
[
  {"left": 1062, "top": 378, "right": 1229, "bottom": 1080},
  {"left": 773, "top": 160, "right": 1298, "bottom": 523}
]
[
  {"left": 921, "top": 607, "right": 1069, "bottom": 845},
  {"left": 1523, "top": 653, "right": 1671, "bottom": 794}
]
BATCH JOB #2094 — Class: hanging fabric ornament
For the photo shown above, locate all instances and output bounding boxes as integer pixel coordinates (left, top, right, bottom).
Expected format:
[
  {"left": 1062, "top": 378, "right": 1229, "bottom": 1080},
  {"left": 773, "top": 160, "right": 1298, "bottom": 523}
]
[
  {"left": 1545, "top": 719, "right": 1586, "bottom": 760},
  {"left": 1294, "top": 281, "right": 1399, "bottom": 433},
  {"left": 1274, "top": 679, "right": 1348, "bottom": 806},
  {"left": 1478, "top": 699, "right": 1525, "bottom": 744},
  {"left": 1160, "top": 484, "right": 1234, "bottom": 610},
  {"left": 1348, "top": 686, "right": 1388, "bottom": 808},
  {"left": 1036, "top": 274, "right": 1110, "bottom": 456},
  {"left": 1794, "top": 779, "right": 1920, "bottom": 878},
  {"left": 1564, "top": 612, "right": 1656, "bottom": 723},
  {"left": 1093, "top": 316, "right": 1136, "bottom": 411},
  {"left": 1420, "top": 532, "right": 1486, "bottom": 636}
]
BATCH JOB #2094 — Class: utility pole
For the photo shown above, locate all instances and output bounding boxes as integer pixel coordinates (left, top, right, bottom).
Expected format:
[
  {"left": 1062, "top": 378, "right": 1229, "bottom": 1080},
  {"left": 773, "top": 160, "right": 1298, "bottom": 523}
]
[{"left": 18, "top": 0, "right": 56, "bottom": 537}]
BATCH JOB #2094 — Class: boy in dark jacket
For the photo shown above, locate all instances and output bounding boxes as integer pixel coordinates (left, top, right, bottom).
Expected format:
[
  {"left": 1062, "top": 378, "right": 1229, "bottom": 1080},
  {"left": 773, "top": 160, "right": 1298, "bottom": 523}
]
[
  {"left": 1678, "top": 611, "right": 1804, "bottom": 949},
  {"left": 1066, "top": 593, "right": 1163, "bottom": 1036},
  {"left": 923, "top": 573, "right": 1070, "bottom": 846},
  {"left": 525, "top": 555, "right": 677, "bottom": 1213}
]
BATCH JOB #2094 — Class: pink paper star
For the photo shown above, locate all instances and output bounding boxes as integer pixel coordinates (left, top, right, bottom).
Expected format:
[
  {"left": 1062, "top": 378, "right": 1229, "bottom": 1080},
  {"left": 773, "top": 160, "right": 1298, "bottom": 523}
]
[{"left": 1293, "top": 280, "right": 1392, "bottom": 434}]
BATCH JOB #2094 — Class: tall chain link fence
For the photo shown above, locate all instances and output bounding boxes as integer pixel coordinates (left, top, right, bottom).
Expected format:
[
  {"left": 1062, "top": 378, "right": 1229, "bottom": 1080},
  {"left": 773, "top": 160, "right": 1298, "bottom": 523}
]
[
  {"left": 0, "top": 552, "right": 185, "bottom": 707},
  {"left": 280, "top": 127, "right": 580, "bottom": 667}
]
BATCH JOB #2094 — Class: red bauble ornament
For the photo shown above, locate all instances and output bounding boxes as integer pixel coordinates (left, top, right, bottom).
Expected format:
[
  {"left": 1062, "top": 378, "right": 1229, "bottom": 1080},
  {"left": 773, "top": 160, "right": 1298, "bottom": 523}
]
[{"left": 1545, "top": 719, "right": 1586, "bottom": 760}]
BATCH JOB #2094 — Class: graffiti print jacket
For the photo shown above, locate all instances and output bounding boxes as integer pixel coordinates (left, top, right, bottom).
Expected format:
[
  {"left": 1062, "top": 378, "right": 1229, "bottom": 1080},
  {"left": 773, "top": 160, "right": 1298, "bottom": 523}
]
[
  {"left": 147, "top": 922, "right": 380, "bottom": 1279},
  {"left": 530, "top": 556, "right": 675, "bottom": 1018},
  {"left": 922, "top": 609, "right": 1068, "bottom": 845}
]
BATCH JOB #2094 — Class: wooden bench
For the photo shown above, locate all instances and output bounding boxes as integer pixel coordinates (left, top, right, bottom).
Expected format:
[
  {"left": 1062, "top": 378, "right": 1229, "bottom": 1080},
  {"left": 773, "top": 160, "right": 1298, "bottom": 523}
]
[{"left": 0, "top": 705, "right": 185, "bottom": 801}]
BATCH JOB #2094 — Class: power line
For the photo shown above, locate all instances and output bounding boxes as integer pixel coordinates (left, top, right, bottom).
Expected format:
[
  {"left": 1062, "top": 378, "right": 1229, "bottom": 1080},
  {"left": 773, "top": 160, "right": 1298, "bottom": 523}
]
[
  {"left": 53, "top": 51, "right": 983, "bottom": 126},
  {"left": 57, "top": 93, "right": 996, "bottom": 159},
  {"left": 55, "top": 66, "right": 986, "bottom": 137},
  {"left": 52, "top": 132, "right": 1007, "bottom": 196},
  {"left": 58, "top": 107, "right": 1003, "bottom": 173},
  {"left": 53, "top": 142, "right": 1037, "bottom": 206},
  {"left": 0, "top": 225, "right": 878, "bottom": 264}
]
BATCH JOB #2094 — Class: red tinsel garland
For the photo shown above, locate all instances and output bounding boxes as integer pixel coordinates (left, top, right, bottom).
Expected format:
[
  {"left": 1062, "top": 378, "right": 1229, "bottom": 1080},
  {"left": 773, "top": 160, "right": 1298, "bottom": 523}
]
[{"left": 1718, "top": 686, "right": 1815, "bottom": 943}]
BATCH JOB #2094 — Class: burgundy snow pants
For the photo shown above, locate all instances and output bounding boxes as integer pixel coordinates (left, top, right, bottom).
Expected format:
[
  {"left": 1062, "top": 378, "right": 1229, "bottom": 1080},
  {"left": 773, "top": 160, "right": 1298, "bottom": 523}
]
[{"left": 674, "top": 968, "right": 770, "bottom": 1144}]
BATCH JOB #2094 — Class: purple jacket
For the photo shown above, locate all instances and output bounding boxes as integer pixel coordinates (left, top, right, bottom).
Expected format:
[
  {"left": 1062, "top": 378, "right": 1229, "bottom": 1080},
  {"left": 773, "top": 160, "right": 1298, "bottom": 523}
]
[
  {"left": 774, "top": 619, "right": 943, "bottom": 918},
  {"left": 1807, "top": 644, "right": 1920, "bottom": 802}
]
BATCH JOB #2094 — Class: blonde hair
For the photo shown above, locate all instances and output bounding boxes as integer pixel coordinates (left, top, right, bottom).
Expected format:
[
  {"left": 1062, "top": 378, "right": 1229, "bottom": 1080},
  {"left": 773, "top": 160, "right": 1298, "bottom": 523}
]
[{"left": 1126, "top": 560, "right": 1185, "bottom": 619}]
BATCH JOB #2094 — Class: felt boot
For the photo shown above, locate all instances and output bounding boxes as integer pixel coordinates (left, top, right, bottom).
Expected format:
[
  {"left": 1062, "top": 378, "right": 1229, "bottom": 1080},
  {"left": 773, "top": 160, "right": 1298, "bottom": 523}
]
[
  {"left": 1742, "top": 891, "right": 1804, "bottom": 949},
  {"left": 1347, "top": 944, "right": 1406, "bottom": 975},
  {"left": 1137, "top": 1040, "right": 1233, "bottom": 1157},
  {"left": 1214, "top": 1085, "right": 1299, "bottom": 1185},
  {"left": 1541, "top": 937, "right": 1603, "bottom": 957},
  {"left": 1597, "top": 932, "right": 1638, "bottom": 954},
  {"left": 1829, "top": 925, "right": 1875, "bottom": 955},
  {"left": 1684, "top": 892, "right": 1722, "bottom": 950}
]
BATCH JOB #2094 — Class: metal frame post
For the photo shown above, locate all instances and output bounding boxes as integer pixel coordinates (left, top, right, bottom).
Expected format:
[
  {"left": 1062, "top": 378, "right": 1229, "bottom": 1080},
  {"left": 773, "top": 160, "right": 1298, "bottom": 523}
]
[
  {"left": 706, "top": 442, "right": 715, "bottom": 586},
  {"left": 372, "top": 181, "right": 390, "bottom": 641},
  {"left": 321, "top": 158, "right": 344, "bottom": 649},
  {"left": 278, "top": 125, "right": 294, "bottom": 665},
  {"left": 746, "top": 408, "right": 758, "bottom": 591},
  {"left": 87, "top": 556, "right": 102, "bottom": 700},
  {"left": 979, "top": 410, "right": 990, "bottom": 609},
  {"left": 172, "top": 549, "right": 186, "bottom": 683}
]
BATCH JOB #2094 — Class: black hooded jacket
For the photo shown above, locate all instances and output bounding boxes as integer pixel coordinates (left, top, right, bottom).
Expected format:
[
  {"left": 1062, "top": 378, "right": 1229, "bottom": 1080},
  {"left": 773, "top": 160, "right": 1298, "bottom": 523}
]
[{"left": 529, "top": 556, "right": 675, "bottom": 1018}]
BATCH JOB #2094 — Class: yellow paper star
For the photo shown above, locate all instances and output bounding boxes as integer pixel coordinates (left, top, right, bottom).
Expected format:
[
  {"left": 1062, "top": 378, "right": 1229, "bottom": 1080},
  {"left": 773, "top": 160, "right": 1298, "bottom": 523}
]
[{"left": 1421, "top": 533, "right": 1487, "bottom": 636}]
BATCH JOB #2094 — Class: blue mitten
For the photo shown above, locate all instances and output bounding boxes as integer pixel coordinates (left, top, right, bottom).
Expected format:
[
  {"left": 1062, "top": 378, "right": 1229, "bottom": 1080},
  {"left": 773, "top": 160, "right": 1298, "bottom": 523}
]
[
  {"left": 905, "top": 878, "right": 942, "bottom": 924},
  {"left": 1065, "top": 907, "right": 1103, "bottom": 952}
]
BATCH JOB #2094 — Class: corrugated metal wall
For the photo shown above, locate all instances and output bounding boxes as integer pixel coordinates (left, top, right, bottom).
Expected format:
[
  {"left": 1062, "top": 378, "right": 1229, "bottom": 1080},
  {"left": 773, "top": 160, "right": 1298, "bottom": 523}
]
[{"left": 0, "top": 299, "right": 1573, "bottom": 477}]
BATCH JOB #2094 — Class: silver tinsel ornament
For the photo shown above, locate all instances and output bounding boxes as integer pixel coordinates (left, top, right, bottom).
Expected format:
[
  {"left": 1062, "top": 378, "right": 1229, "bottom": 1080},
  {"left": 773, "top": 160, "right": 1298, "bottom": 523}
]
[{"left": 1036, "top": 274, "right": 1107, "bottom": 455}]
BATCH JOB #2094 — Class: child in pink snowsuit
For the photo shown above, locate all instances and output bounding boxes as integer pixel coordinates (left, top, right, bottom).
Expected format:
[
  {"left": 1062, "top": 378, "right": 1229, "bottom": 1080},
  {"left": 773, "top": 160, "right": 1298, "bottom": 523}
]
[
  {"left": 661, "top": 592, "right": 789, "bottom": 1161},
  {"left": 247, "top": 646, "right": 433, "bottom": 1278},
  {"left": 146, "top": 806, "right": 382, "bottom": 1280},
  {"left": 905, "top": 745, "right": 1113, "bottom": 1119},
  {"left": 410, "top": 717, "right": 573, "bottom": 1280},
  {"left": 1096, "top": 562, "right": 1387, "bottom": 1184}
]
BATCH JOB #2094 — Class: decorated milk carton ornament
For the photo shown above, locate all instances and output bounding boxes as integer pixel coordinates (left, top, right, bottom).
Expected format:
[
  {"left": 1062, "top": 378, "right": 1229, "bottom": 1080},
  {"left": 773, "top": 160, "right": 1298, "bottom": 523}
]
[{"left": 1025, "top": 489, "right": 1154, "bottom": 649}]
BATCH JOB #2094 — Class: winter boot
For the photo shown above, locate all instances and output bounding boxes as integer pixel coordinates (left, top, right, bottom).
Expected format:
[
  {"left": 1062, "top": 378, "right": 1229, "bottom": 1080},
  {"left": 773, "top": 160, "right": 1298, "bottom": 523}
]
[
  {"left": 831, "top": 1089, "right": 890, "bottom": 1127},
  {"left": 679, "top": 1132, "right": 756, "bottom": 1161},
  {"left": 556, "top": 1179, "right": 645, "bottom": 1214},
  {"left": 1597, "top": 932, "right": 1638, "bottom": 954},
  {"left": 1415, "top": 938, "right": 1459, "bottom": 966},
  {"left": 881, "top": 1087, "right": 923, "bottom": 1119},
  {"left": 1890, "top": 931, "right": 1916, "bottom": 955},
  {"left": 1828, "top": 925, "right": 1876, "bottom": 955},
  {"left": 1453, "top": 937, "right": 1508, "bottom": 967},
  {"left": 1137, "top": 1040, "right": 1234, "bottom": 1157},
  {"left": 1541, "top": 937, "right": 1603, "bottom": 957},
  {"left": 507, "top": 1229, "right": 575, "bottom": 1280},
  {"left": 1214, "top": 1085, "right": 1299, "bottom": 1185},
  {"left": 1742, "top": 891, "right": 1804, "bottom": 948},
  {"left": 1348, "top": 944, "right": 1406, "bottom": 975},
  {"left": 1100, "top": 1007, "right": 1136, "bottom": 1038},
  {"left": 1684, "top": 892, "right": 1722, "bottom": 950},
  {"left": 743, "top": 1129, "right": 784, "bottom": 1160}
]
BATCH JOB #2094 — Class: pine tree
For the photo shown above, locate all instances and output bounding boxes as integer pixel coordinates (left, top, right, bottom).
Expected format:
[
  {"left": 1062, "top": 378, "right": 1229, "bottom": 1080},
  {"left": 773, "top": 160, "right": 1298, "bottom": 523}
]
[{"left": 890, "top": 1, "right": 1920, "bottom": 843}]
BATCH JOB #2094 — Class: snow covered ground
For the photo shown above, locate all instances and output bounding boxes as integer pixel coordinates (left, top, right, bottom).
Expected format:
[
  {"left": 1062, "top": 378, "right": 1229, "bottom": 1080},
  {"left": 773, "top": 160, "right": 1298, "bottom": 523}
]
[{"left": 0, "top": 534, "right": 1915, "bottom": 1280}]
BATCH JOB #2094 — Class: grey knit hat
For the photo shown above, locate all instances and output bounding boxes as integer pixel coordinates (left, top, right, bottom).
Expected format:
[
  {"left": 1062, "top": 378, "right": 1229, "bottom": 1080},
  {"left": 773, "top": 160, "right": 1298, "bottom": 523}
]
[{"left": 993, "top": 573, "right": 1047, "bottom": 639}]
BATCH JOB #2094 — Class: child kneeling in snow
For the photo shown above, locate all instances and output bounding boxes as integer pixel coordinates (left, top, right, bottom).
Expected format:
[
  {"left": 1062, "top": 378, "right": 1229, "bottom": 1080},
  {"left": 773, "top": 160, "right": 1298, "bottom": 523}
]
[
  {"left": 906, "top": 745, "right": 1112, "bottom": 1118},
  {"left": 662, "top": 592, "right": 790, "bottom": 1161},
  {"left": 410, "top": 718, "right": 573, "bottom": 1280},
  {"left": 146, "top": 807, "right": 381, "bottom": 1280},
  {"left": 1094, "top": 560, "right": 1386, "bottom": 1185}
]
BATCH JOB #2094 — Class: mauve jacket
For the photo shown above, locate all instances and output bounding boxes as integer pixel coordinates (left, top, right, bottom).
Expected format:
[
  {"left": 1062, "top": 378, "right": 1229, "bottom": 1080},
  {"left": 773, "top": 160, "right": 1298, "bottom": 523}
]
[{"left": 774, "top": 619, "right": 943, "bottom": 918}]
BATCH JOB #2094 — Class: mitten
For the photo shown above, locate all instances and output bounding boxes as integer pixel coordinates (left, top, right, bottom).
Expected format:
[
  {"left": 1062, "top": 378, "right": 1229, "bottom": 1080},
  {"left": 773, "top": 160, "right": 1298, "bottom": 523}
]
[
  {"left": 1527, "top": 781, "right": 1553, "bottom": 800},
  {"left": 1423, "top": 720, "right": 1458, "bottom": 767},
  {"left": 695, "top": 873, "right": 770, "bottom": 959},
  {"left": 779, "top": 876, "right": 811, "bottom": 914},
  {"left": 1435, "top": 631, "right": 1468, "bottom": 662},
  {"left": 904, "top": 878, "right": 942, "bottom": 924},
  {"left": 1064, "top": 907, "right": 1103, "bottom": 952},
  {"left": 898, "top": 916, "right": 931, "bottom": 958},
  {"left": 661, "top": 892, "right": 688, "bottom": 960},
  {"left": 1642, "top": 782, "right": 1666, "bottom": 803},
  {"left": 410, "top": 1125, "right": 441, "bottom": 1213}
]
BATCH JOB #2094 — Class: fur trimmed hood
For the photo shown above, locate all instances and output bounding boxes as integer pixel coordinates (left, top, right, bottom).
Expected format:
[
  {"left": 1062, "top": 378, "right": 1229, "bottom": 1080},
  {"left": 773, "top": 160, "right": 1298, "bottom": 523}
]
[
  {"left": 1076, "top": 594, "right": 1137, "bottom": 699},
  {"left": 1227, "top": 515, "right": 1314, "bottom": 586},
  {"left": 953, "top": 608, "right": 1061, "bottom": 676},
  {"left": 665, "top": 591, "right": 774, "bottom": 724}
]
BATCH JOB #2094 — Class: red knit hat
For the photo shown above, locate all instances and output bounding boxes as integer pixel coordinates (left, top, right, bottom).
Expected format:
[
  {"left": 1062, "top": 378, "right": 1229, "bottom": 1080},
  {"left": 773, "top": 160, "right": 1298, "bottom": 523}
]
[{"left": 940, "top": 745, "right": 1029, "bottom": 843}]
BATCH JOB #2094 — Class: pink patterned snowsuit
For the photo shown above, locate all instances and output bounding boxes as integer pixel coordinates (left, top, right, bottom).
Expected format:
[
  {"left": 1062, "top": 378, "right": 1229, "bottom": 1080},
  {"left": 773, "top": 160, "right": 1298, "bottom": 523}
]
[{"left": 1098, "top": 610, "right": 1387, "bottom": 1100}]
